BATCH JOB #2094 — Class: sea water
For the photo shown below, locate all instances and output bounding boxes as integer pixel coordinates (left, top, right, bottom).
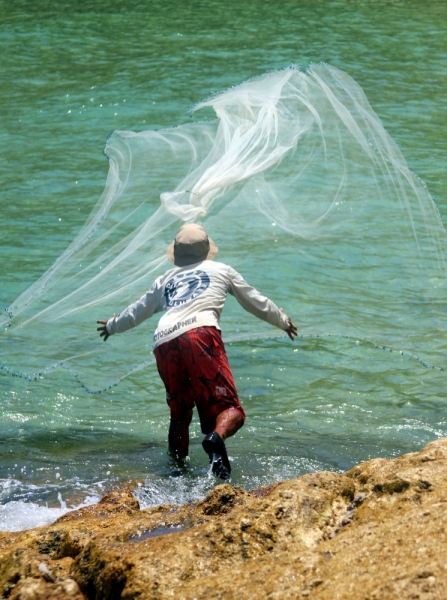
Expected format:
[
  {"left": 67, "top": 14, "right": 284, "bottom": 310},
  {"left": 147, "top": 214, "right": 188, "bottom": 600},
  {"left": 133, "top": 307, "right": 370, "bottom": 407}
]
[{"left": 1, "top": 0, "right": 447, "bottom": 532}]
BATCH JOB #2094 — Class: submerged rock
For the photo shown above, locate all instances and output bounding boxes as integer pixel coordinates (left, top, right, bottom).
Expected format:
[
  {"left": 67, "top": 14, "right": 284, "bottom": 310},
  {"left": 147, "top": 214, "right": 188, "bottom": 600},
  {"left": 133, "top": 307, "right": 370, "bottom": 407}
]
[{"left": 1, "top": 439, "right": 447, "bottom": 599}]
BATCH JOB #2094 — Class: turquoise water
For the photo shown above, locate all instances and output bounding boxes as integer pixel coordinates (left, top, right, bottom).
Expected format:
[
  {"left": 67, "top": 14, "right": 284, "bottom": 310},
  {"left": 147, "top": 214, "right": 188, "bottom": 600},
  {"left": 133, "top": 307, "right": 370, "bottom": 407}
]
[{"left": 1, "top": 0, "right": 447, "bottom": 531}]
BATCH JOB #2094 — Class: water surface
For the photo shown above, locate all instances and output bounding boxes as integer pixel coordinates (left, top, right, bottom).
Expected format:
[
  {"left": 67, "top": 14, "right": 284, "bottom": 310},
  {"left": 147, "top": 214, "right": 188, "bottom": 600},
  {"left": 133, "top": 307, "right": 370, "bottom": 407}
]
[{"left": 1, "top": 0, "right": 446, "bottom": 531}]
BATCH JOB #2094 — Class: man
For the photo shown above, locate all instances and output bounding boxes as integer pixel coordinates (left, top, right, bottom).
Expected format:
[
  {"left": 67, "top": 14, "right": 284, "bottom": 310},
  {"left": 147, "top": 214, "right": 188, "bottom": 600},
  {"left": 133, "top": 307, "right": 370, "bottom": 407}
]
[{"left": 97, "top": 223, "right": 297, "bottom": 479}]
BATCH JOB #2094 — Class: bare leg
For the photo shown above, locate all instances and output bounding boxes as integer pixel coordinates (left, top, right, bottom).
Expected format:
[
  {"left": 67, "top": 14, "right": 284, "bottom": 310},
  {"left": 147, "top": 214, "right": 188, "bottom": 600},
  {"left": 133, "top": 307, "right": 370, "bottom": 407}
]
[
  {"left": 168, "top": 409, "right": 193, "bottom": 459},
  {"left": 214, "top": 407, "right": 244, "bottom": 441}
]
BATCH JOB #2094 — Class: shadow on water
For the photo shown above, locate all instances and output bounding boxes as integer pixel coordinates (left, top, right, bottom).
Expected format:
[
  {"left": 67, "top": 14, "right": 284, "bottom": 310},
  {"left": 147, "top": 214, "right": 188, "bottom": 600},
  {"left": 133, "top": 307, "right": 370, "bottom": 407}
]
[{"left": 1, "top": 427, "right": 167, "bottom": 503}]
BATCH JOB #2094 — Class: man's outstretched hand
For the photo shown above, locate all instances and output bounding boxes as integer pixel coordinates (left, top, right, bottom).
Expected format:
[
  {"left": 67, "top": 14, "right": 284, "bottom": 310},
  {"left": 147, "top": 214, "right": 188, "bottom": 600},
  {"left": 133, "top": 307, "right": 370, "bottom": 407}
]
[
  {"left": 280, "top": 309, "right": 298, "bottom": 341},
  {"left": 96, "top": 319, "right": 110, "bottom": 342},
  {"left": 286, "top": 317, "right": 298, "bottom": 341}
]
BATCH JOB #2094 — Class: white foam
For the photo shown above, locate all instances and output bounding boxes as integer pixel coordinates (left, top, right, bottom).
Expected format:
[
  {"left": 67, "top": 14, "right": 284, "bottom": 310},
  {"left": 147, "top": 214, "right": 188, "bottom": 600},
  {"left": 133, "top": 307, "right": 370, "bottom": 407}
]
[
  {"left": 134, "top": 473, "right": 215, "bottom": 509},
  {"left": 0, "top": 489, "right": 100, "bottom": 532}
]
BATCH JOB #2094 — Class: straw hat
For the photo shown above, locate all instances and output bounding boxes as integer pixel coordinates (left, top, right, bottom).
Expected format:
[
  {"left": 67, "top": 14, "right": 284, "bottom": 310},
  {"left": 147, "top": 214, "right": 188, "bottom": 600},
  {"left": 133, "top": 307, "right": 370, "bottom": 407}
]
[{"left": 166, "top": 224, "right": 218, "bottom": 267}]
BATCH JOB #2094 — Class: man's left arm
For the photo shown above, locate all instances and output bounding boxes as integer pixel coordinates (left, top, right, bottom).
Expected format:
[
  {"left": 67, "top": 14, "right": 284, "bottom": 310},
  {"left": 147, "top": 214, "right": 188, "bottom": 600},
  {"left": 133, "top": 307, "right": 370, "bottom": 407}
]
[{"left": 228, "top": 267, "right": 297, "bottom": 340}]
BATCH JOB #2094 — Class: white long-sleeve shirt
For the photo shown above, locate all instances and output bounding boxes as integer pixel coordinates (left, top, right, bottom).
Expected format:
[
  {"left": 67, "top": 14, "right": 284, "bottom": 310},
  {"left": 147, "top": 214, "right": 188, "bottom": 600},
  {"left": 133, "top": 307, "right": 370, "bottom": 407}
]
[{"left": 106, "top": 260, "right": 290, "bottom": 349}]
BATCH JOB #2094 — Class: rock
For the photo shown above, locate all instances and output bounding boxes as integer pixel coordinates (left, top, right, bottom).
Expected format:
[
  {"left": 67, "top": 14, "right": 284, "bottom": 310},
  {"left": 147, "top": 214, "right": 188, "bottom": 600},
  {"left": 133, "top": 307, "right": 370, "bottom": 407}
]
[
  {"left": 1, "top": 439, "right": 447, "bottom": 599},
  {"left": 8, "top": 576, "right": 83, "bottom": 600},
  {"left": 195, "top": 483, "right": 247, "bottom": 515},
  {"left": 55, "top": 488, "right": 140, "bottom": 524}
]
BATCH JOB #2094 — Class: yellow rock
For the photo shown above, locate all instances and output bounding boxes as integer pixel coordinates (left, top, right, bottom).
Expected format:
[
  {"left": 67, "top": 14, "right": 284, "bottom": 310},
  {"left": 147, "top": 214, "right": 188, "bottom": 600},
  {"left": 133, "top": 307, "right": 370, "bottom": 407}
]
[{"left": 1, "top": 439, "right": 447, "bottom": 599}]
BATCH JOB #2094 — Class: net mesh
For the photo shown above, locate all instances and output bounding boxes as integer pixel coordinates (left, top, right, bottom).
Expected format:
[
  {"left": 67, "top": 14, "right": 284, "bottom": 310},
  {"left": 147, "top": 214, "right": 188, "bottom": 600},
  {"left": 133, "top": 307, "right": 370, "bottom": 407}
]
[{"left": 2, "top": 63, "right": 446, "bottom": 390}]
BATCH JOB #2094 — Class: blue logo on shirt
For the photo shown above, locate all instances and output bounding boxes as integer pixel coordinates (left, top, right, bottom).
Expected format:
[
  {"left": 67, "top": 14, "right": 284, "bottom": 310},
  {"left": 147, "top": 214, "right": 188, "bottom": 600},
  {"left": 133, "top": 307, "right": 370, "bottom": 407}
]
[{"left": 164, "top": 270, "right": 210, "bottom": 308}]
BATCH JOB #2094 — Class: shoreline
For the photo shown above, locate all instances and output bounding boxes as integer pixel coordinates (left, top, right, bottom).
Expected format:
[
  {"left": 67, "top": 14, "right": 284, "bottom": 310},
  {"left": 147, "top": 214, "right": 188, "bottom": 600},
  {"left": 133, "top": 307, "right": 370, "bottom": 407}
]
[{"left": 1, "top": 438, "right": 447, "bottom": 599}]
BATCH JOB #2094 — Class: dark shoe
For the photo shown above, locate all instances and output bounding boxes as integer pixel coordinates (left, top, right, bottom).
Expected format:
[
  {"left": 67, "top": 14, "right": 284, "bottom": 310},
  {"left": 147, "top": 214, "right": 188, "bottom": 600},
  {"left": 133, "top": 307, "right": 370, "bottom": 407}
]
[{"left": 202, "top": 432, "right": 231, "bottom": 480}]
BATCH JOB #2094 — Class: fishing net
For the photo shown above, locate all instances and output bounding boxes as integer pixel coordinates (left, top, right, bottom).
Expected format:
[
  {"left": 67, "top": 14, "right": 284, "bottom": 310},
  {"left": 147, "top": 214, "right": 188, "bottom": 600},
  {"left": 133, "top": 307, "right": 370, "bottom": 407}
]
[{"left": 2, "top": 63, "right": 446, "bottom": 391}]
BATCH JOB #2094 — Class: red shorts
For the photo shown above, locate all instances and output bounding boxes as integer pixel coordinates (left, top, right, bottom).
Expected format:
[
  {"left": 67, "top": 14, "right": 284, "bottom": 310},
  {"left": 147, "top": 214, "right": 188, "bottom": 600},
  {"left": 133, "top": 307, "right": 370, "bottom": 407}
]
[{"left": 154, "top": 327, "right": 245, "bottom": 434}]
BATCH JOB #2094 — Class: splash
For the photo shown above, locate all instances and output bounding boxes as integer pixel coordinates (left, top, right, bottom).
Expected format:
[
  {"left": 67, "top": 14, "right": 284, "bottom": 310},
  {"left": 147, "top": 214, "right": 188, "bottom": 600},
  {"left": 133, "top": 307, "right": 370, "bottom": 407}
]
[
  {"left": 1, "top": 64, "right": 446, "bottom": 390},
  {"left": 0, "top": 481, "right": 100, "bottom": 532}
]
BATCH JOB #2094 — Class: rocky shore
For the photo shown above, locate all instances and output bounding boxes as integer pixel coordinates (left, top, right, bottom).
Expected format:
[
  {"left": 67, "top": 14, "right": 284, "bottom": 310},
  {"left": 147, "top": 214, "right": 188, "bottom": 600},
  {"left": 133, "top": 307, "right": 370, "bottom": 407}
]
[{"left": 1, "top": 438, "right": 447, "bottom": 599}]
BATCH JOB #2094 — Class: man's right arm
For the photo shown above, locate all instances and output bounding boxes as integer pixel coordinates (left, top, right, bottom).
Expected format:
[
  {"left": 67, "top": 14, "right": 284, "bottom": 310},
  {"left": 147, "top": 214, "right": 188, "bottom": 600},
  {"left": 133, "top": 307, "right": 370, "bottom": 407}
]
[{"left": 97, "top": 278, "right": 164, "bottom": 341}]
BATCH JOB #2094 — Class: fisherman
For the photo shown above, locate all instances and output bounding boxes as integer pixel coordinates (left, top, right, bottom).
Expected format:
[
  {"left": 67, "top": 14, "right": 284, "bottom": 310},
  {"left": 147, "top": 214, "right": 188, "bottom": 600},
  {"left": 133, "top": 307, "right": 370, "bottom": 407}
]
[{"left": 97, "top": 223, "right": 297, "bottom": 479}]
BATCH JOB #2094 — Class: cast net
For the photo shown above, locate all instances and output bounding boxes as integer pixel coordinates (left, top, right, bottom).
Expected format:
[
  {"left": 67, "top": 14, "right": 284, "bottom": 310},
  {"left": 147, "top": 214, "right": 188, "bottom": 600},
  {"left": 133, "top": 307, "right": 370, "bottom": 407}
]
[{"left": 1, "top": 63, "right": 446, "bottom": 390}]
